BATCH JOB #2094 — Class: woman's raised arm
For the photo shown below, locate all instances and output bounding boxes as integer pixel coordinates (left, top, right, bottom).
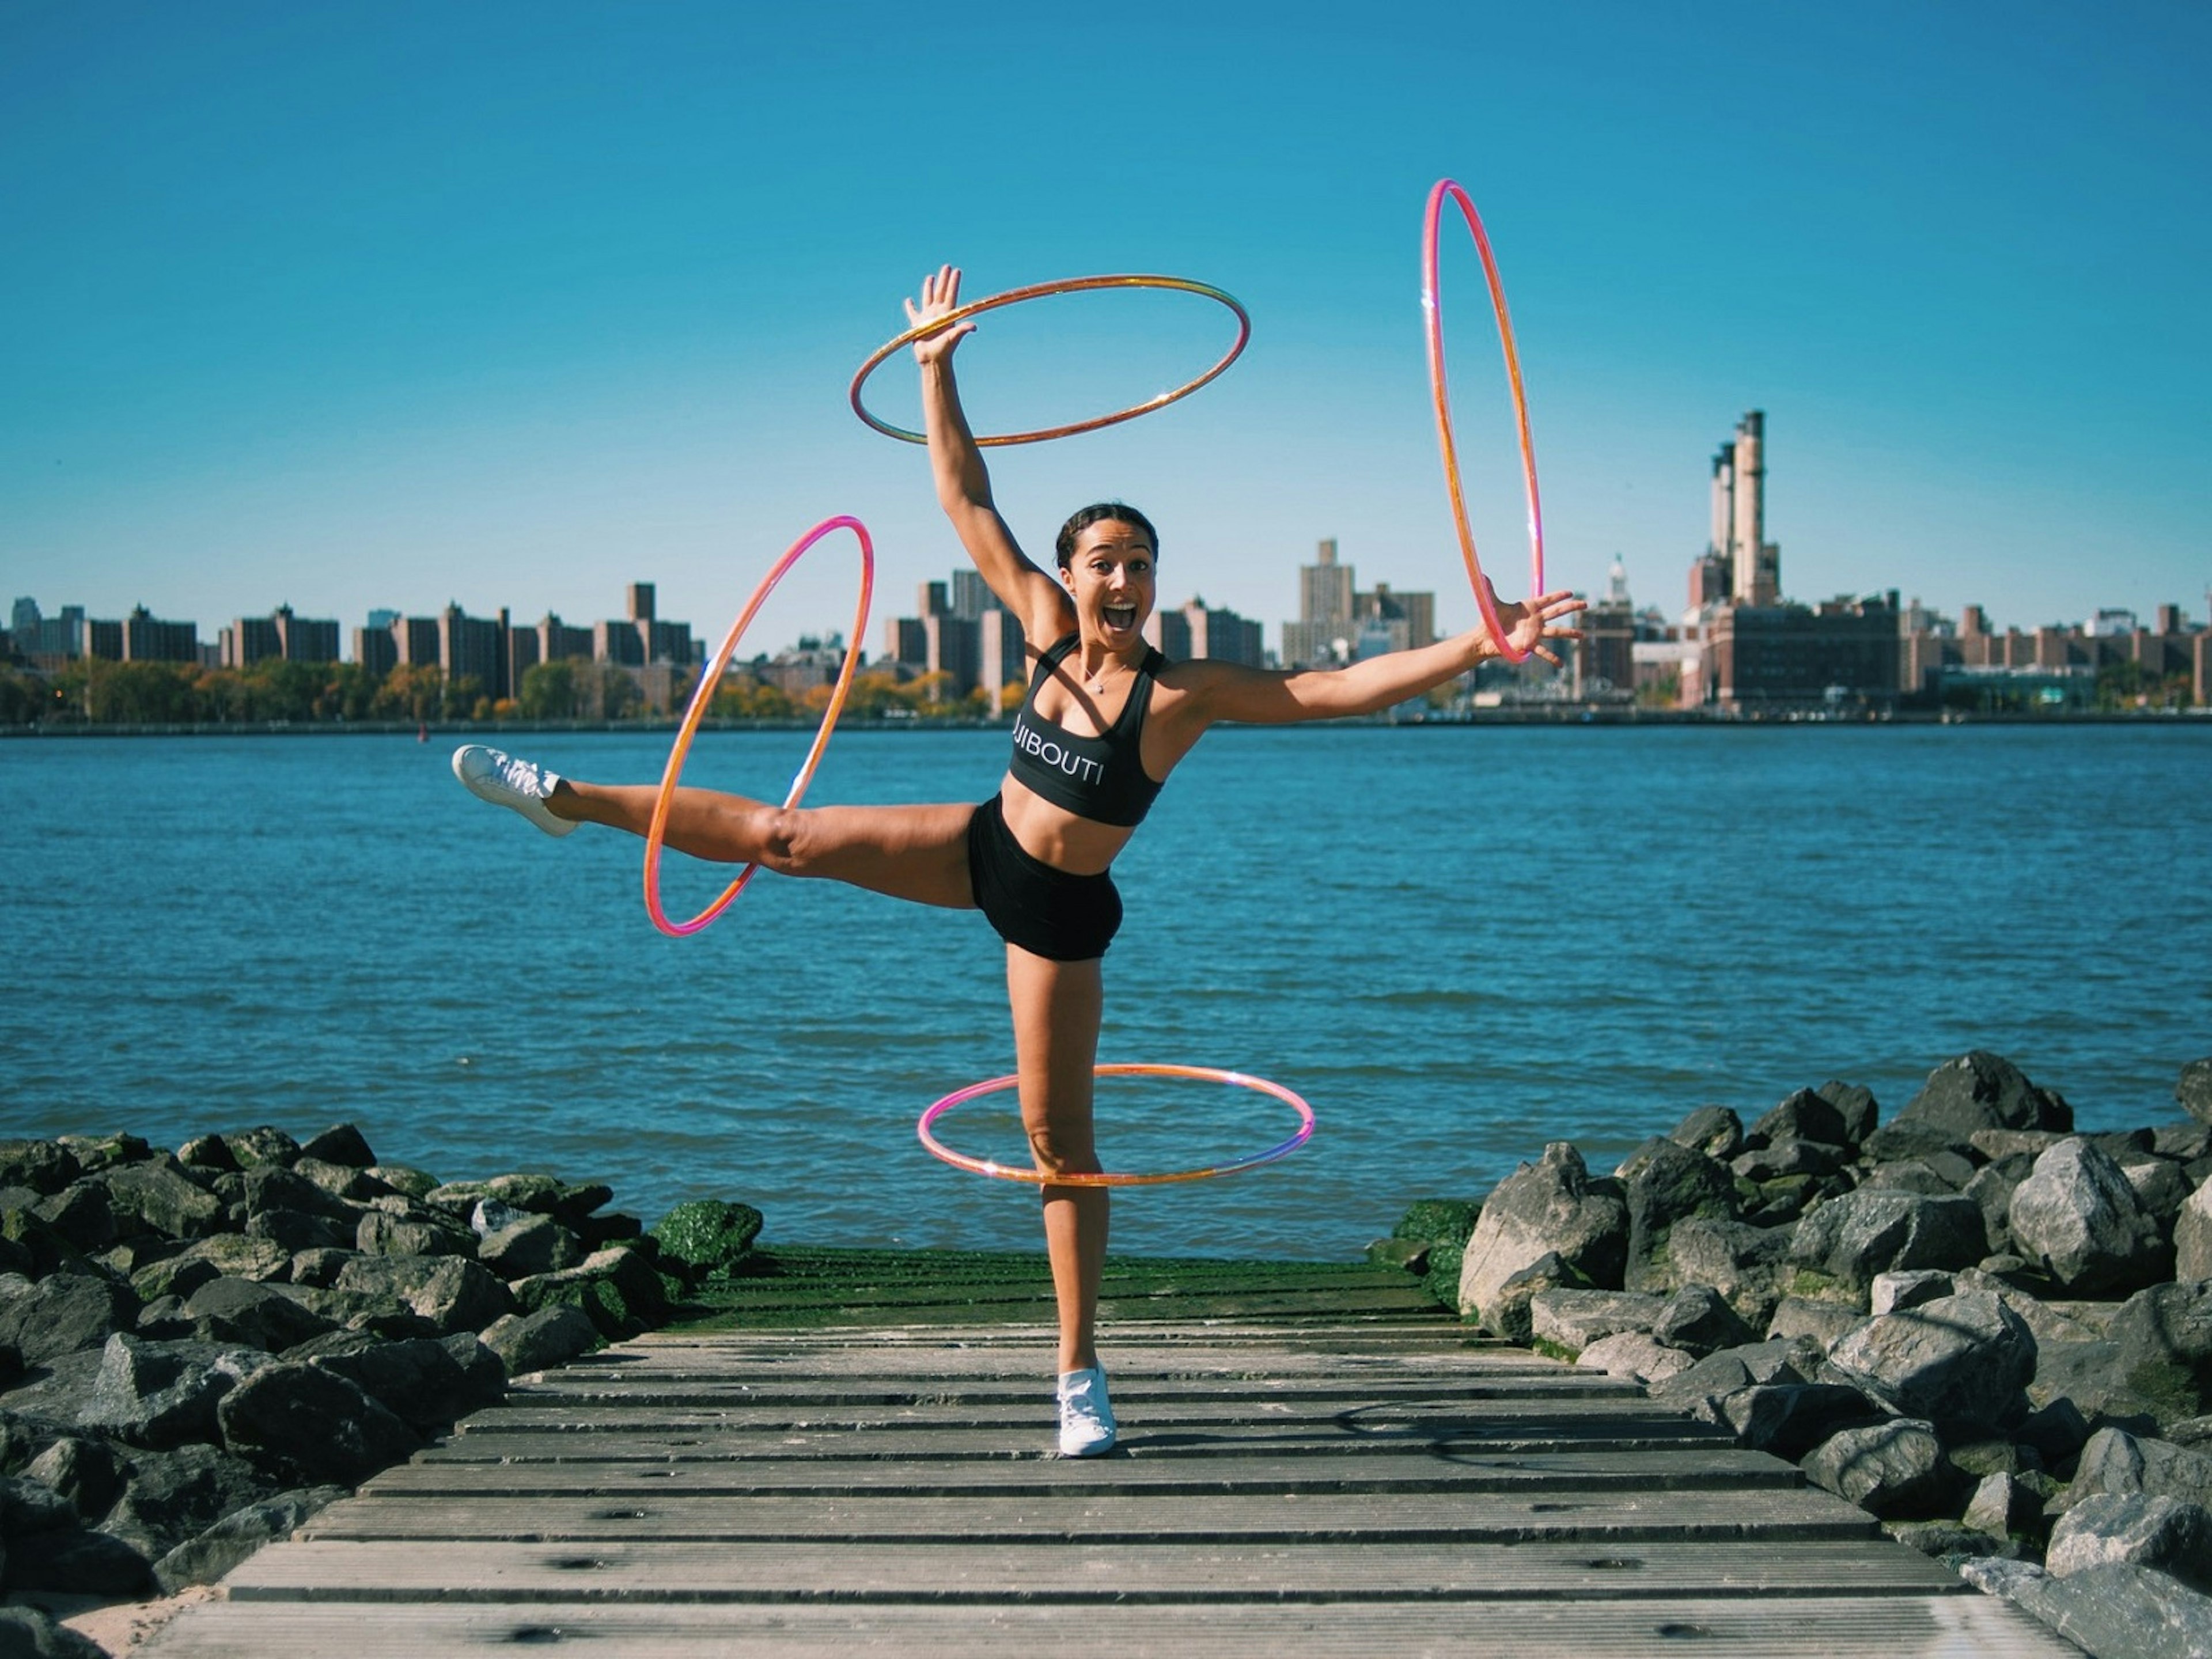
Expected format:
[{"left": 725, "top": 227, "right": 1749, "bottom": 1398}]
[{"left": 909, "top": 267, "right": 1072, "bottom": 646}]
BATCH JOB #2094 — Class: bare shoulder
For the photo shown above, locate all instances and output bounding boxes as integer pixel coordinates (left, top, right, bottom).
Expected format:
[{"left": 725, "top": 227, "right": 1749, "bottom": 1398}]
[{"left": 1151, "top": 657, "right": 1286, "bottom": 728}]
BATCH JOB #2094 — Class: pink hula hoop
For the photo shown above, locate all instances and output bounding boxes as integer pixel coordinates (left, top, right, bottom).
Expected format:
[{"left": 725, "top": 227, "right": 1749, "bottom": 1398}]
[
  {"left": 1422, "top": 179, "right": 1546, "bottom": 664},
  {"left": 643, "top": 516, "right": 874, "bottom": 937},
  {"left": 917, "top": 1063, "right": 1316, "bottom": 1188}
]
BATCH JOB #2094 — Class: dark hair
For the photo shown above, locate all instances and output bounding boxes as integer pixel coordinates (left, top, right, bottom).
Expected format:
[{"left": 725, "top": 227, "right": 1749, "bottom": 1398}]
[{"left": 1054, "top": 502, "right": 1158, "bottom": 569}]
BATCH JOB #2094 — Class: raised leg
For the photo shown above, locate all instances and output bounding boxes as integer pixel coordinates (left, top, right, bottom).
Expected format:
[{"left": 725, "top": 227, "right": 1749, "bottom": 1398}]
[
  {"left": 1005, "top": 945, "right": 1108, "bottom": 1374},
  {"left": 550, "top": 779, "right": 978, "bottom": 910}
]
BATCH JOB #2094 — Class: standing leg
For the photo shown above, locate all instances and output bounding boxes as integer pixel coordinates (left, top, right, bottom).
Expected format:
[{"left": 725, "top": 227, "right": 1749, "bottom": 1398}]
[{"left": 1005, "top": 947, "right": 1109, "bottom": 1377}]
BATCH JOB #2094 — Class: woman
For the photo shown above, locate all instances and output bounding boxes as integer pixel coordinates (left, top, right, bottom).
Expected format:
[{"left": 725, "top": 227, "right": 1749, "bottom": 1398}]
[{"left": 453, "top": 265, "right": 1584, "bottom": 1456}]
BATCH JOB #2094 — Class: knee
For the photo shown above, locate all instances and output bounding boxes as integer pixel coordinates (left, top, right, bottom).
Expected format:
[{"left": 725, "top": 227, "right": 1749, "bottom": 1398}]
[{"left": 1026, "top": 1121, "right": 1099, "bottom": 1177}]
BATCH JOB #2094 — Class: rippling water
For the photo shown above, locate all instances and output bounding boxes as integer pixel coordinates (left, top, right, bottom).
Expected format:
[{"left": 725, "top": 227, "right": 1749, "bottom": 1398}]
[{"left": 3, "top": 722, "right": 2207, "bottom": 1258}]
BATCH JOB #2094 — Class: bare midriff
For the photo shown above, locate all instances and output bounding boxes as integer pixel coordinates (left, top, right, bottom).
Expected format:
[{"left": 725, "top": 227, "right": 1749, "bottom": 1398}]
[{"left": 997, "top": 775, "right": 1138, "bottom": 877}]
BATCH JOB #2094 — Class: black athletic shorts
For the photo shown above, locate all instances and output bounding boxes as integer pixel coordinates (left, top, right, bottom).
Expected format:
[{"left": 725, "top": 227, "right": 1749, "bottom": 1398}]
[{"left": 965, "top": 794, "right": 1123, "bottom": 962}]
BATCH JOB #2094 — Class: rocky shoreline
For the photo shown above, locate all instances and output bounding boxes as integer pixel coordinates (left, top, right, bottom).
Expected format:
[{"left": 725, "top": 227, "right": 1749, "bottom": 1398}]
[
  {"left": 1382, "top": 1049, "right": 2212, "bottom": 1659},
  {"left": 0, "top": 1123, "right": 762, "bottom": 1657}
]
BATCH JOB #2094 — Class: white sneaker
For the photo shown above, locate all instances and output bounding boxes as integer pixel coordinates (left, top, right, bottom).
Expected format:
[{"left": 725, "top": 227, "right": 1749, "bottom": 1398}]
[
  {"left": 1056, "top": 1366, "right": 1117, "bottom": 1457},
  {"left": 452, "top": 745, "right": 576, "bottom": 838}
]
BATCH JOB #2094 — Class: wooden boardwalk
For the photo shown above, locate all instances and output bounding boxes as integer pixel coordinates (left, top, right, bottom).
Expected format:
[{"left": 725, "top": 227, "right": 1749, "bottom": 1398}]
[{"left": 139, "top": 1248, "right": 2073, "bottom": 1656}]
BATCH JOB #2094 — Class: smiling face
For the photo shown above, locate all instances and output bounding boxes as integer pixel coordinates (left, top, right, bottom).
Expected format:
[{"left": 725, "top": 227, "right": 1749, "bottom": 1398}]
[{"left": 1060, "top": 519, "right": 1157, "bottom": 649}]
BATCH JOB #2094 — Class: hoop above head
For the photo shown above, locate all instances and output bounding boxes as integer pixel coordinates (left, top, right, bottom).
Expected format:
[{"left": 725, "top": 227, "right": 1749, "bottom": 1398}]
[
  {"left": 916, "top": 1062, "right": 1315, "bottom": 1188},
  {"left": 1422, "top": 179, "right": 1547, "bottom": 664},
  {"left": 643, "top": 515, "right": 874, "bottom": 937},
  {"left": 849, "top": 274, "right": 1252, "bottom": 447}
]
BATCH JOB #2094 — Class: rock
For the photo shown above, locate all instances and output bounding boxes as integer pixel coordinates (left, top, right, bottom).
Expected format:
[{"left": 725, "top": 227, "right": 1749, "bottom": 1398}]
[
  {"left": 1661, "top": 1217, "right": 1796, "bottom": 1330},
  {"left": 298, "top": 1124, "right": 376, "bottom": 1168},
  {"left": 1971, "top": 1129, "right": 2066, "bottom": 1161},
  {"left": 181, "top": 1277, "right": 336, "bottom": 1353},
  {"left": 291, "top": 1157, "right": 389, "bottom": 1203},
  {"left": 96, "top": 1160, "right": 225, "bottom": 1240},
  {"left": 1962, "top": 1156, "right": 2032, "bottom": 1255},
  {"left": 0, "top": 1604, "right": 109, "bottom": 1658},
  {"left": 1573, "top": 1331, "right": 1694, "bottom": 1386},
  {"left": 1894, "top": 1050, "right": 2073, "bottom": 1140},
  {"left": 53, "top": 1134, "right": 151, "bottom": 1174},
  {"left": 1883, "top": 1518, "right": 2020, "bottom": 1560},
  {"left": 286, "top": 1248, "right": 353, "bottom": 1287},
  {"left": 2106, "top": 1280, "right": 2212, "bottom": 1425},
  {"left": 1801, "top": 1417, "right": 1959, "bottom": 1517},
  {"left": 426, "top": 1173, "right": 605, "bottom": 1223},
  {"left": 1, "top": 1470, "right": 81, "bottom": 1538},
  {"left": 1869, "top": 1270, "right": 1956, "bottom": 1315},
  {"left": 31, "top": 1183, "right": 116, "bottom": 1253},
  {"left": 1650, "top": 1337, "right": 1818, "bottom": 1412},
  {"left": 652, "top": 1199, "right": 766, "bottom": 1283},
  {"left": 240, "top": 1165, "right": 354, "bottom": 1225},
  {"left": 2180, "top": 1059, "right": 2212, "bottom": 1127},
  {"left": 1964, "top": 1470, "right": 2046, "bottom": 1537},
  {"left": 1766, "top": 1297, "right": 1863, "bottom": 1353},
  {"left": 1366, "top": 1238, "right": 1429, "bottom": 1272},
  {"left": 215, "top": 1362, "right": 419, "bottom": 1484},
  {"left": 1825, "top": 1290, "right": 2037, "bottom": 1431},
  {"left": 355, "top": 1210, "right": 475, "bottom": 1259},
  {"left": 0, "top": 1143, "right": 82, "bottom": 1196},
  {"left": 510, "top": 1247, "right": 664, "bottom": 1339},
  {"left": 1650, "top": 1284, "right": 1755, "bottom": 1358},
  {"left": 440, "top": 1331, "right": 507, "bottom": 1408},
  {"left": 1717, "top": 1382, "right": 1883, "bottom": 1460},
  {"left": 478, "top": 1214, "right": 585, "bottom": 1279},
  {"left": 1730, "top": 1139, "right": 1849, "bottom": 1182},
  {"left": 2008, "top": 1138, "right": 2168, "bottom": 1295},
  {"left": 2157, "top": 1123, "right": 2212, "bottom": 1160},
  {"left": 221, "top": 1127, "right": 302, "bottom": 1168},
  {"left": 1529, "top": 1289, "right": 1666, "bottom": 1357},
  {"left": 4, "top": 1523, "right": 154, "bottom": 1594},
  {"left": 97, "top": 1441, "right": 272, "bottom": 1562},
  {"left": 2047, "top": 1492, "right": 2212, "bottom": 1588},
  {"left": 1787, "top": 1189, "right": 1987, "bottom": 1290},
  {"left": 1456, "top": 1144, "right": 1628, "bottom": 1326},
  {"left": 151, "top": 1483, "right": 346, "bottom": 1593},
  {"left": 308, "top": 1336, "right": 491, "bottom": 1433},
  {"left": 1478, "top": 1251, "right": 1586, "bottom": 1346},
  {"left": 2069, "top": 1427, "right": 2212, "bottom": 1512},
  {"left": 1390, "top": 1198, "right": 1480, "bottom": 1245},
  {"left": 1858, "top": 1159, "right": 1963, "bottom": 1197},
  {"left": 1746, "top": 1088, "right": 1851, "bottom": 1150},
  {"left": 2122, "top": 1156, "right": 2193, "bottom": 1228},
  {"left": 0, "top": 1274, "right": 138, "bottom": 1365},
  {"left": 2017, "top": 1397, "right": 2093, "bottom": 1467},
  {"left": 0, "top": 1348, "right": 106, "bottom": 1422},
  {"left": 76, "top": 1332, "right": 268, "bottom": 1448},
  {"left": 2175, "top": 1184, "right": 2212, "bottom": 1282},
  {"left": 176, "top": 1135, "right": 238, "bottom": 1173},
  {"left": 1666, "top": 1105, "right": 1742, "bottom": 1162},
  {"left": 366, "top": 1164, "right": 439, "bottom": 1199},
  {"left": 243, "top": 1208, "right": 348, "bottom": 1254},
  {"left": 1616, "top": 1138, "right": 1740, "bottom": 1294},
  {"left": 1998, "top": 1562, "right": 2212, "bottom": 1659},
  {"left": 333, "top": 1255, "right": 515, "bottom": 1336},
  {"left": 1815, "top": 1081, "right": 1880, "bottom": 1146},
  {"left": 24, "top": 1435, "right": 120, "bottom": 1520},
  {"left": 1859, "top": 1118, "right": 1976, "bottom": 1165},
  {"left": 134, "top": 1237, "right": 288, "bottom": 1301},
  {"left": 1419, "top": 1242, "right": 1463, "bottom": 1310}
]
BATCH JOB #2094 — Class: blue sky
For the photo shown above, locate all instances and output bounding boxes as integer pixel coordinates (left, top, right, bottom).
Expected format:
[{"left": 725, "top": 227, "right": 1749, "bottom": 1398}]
[{"left": 5, "top": 1, "right": 2207, "bottom": 653}]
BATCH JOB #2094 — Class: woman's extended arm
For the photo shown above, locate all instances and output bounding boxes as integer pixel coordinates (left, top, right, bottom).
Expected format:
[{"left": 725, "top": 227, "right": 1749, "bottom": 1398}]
[
  {"left": 910, "top": 267, "right": 1072, "bottom": 645},
  {"left": 1177, "top": 586, "right": 1587, "bottom": 728}
]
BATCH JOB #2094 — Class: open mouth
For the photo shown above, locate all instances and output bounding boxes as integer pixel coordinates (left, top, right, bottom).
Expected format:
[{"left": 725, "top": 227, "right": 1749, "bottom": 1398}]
[{"left": 1103, "top": 604, "right": 1138, "bottom": 632}]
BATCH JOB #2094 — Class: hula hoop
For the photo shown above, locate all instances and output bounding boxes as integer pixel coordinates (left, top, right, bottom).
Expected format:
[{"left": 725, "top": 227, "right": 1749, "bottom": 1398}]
[
  {"left": 850, "top": 275, "right": 1251, "bottom": 447},
  {"left": 643, "top": 516, "right": 874, "bottom": 937},
  {"left": 1422, "top": 179, "right": 1546, "bottom": 664},
  {"left": 917, "top": 1063, "right": 1315, "bottom": 1188}
]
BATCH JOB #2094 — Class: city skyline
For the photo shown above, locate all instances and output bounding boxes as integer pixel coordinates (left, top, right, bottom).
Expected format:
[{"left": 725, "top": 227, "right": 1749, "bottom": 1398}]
[{"left": 5, "top": 5, "right": 2206, "bottom": 642}]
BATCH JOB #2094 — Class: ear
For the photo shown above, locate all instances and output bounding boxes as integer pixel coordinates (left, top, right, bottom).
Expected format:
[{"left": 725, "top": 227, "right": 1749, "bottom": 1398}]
[{"left": 1059, "top": 564, "right": 1077, "bottom": 595}]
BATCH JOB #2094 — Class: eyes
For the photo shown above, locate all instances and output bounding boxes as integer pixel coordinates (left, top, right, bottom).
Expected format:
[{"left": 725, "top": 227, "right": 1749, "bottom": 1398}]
[{"left": 1088, "top": 558, "right": 1150, "bottom": 578}]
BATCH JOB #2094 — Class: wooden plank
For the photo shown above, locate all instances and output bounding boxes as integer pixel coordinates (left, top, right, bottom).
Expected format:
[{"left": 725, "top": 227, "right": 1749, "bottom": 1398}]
[
  {"left": 361, "top": 1446, "right": 1804, "bottom": 1499},
  {"left": 302, "top": 1487, "right": 1881, "bottom": 1545},
  {"left": 136, "top": 1594, "right": 2080, "bottom": 1657},
  {"left": 224, "top": 1536, "right": 1965, "bottom": 1601},
  {"left": 503, "top": 1376, "right": 1642, "bottom": 1408},
  {"left": 541, "top": 1349, "right": 1560, "bottom": 1379}
]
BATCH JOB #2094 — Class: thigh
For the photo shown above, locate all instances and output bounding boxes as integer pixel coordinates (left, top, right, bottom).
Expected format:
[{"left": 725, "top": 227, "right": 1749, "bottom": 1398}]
[
  {"left": 1005, "top": 946, "right": 1103, "bottom": 1171},
  {"left": 784, "top": 801, "right": 978, "bottom": 909}
]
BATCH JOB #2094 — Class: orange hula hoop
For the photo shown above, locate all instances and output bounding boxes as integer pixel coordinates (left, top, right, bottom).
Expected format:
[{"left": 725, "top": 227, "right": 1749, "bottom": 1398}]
[
  {"left": 643, "top": 516, "right": 874, "bottom": 937},
  {"left": 1423, "top": 179, "right": 1547, "bottom": 664},
  {"left": 849, "top": 274, "right": 1251, "bottom": 446}
]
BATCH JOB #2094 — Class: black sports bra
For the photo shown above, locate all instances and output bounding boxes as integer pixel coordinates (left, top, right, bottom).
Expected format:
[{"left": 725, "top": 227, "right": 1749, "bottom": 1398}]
[{"left": 1006, "top": 635, "right": 1169, "bottom": 828}]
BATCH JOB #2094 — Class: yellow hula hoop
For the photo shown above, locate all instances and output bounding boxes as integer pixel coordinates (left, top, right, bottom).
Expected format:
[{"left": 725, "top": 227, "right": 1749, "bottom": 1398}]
[{"left": 849, "top": 274, "right": 1252, "bottom": 446}]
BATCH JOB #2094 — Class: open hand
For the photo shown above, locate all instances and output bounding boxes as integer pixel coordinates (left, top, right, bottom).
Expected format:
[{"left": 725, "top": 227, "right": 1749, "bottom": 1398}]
[
  {"left": 906, "top": 264, "right": 976, "bottom": 366},
  {"left": 1486, "top": 583, "right": 1586, "bottom": 666}
]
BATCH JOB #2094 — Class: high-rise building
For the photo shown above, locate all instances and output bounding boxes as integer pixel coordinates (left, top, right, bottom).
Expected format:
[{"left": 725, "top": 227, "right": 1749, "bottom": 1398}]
[
  {"left": 123, "top": 607, "right": 198, "bottom": 664},
  {"left": 1150, "top": 598, "right": 1265, "bottom": 668},
  {"left": 1283, "top": 539, "right": 1357, "bottom": 668}
]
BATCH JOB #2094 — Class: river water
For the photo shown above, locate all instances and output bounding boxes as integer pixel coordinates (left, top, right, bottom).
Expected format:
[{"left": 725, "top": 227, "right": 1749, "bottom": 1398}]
[{"left": 3, "top": 722, "right": 2207, "bottom": 1258}]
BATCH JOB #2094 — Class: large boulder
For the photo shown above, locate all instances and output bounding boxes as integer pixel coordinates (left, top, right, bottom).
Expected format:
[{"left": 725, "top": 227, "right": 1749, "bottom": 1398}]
[
  {"left": 652, "top": 1200, "right": 764, "bottom": 1283},
  {"left": 1824, "top": 1290, "right": 2036, "bottom": 1431},
  {"left": 2179, "top": 1059, "right": 2212, "bottom": 1128},
  {"left": 1666, "top": 1106, "right": 1743, "bottom": 1162},
  {"left": 97, "top": 1441, "right": 273, "bottom": 1562},
  {"left": 1456, "top": 1143, "right": 1628, "bottom": 1328},
  {"left": 307, "top": 1336, "right": 499, "bottom": 1433},
  {"left": 151, "top": 1484, "right": 345, "bottom": 1593},
  {"left": 333, "top": 1254, "right": 516, "bottom": 1336},
  {"left": 24, "top": 1434, "right": 121, "bottom": 1520},
  {"left": 1965, "top": 1560, "right": 2212, "bottom": 1659},
  {"left": 181, "top": 1277, "right": 336, "bottom": 1353},
  {"left": 1895, "top": 1050, "right": 2072, "bottom": 1139},
  {"left": 215, "top": 1362, "right": 419, "bottom": 1484},
  {"left": 2047, "top": 1493, "right": 2212, "bottom": 1589},
  {"left": 1666, "top": 1217, "right": 1797, "bottom": 1330},
  {"left": 0, "top": 1142, "right": 83, "bottom": 1196},
  {"left": 2007, "top": 1138, "right": 2169, "bottom": 1294},
  {"left": 510, "top": 1246, "right": 666, "bottom": 1339},
  {"left": 96, "top": 1160, "right": 224, "bottom": 1241},
  {"left": 1815, "top": 1081, "right": 1880, "bottom": 1146},
  {"left": 1614, "top": 1138, "right": 1739, "bottom": 1294},
  {"left": 1786, "top": 1188, "right": 1987, "bottom": 1291},
  {"left": 1528, "top": 1289, "right": 1665, "bottom": 1357},
  {"left": 478, "top": 1213, "right": 586, "bottom": 1280},
  {"left": 2106, "top": 1281, "right": 2212, "bottom": 1426},
  {"left": 0, "top": 1273, "right": 139, "bottom": 1365},
  {"left": 298, "top": 1125, "right": 376, "bottom": 1168},
  {"left": 1651, "top": 1283, "right": 1756, "bottom": 1358},
  {"left": 75, "top": 1332, "right": 268, "bottom": 1448},
  {"left": 1713, "top": 1382, "right": 1883, "bottom": 1460},
  {"left": 1801, "top": 1417, "right": 1959, "bottom": 1517},
  {"left": 481, "top": 1304, "right": 601, "bottom": 1376},
  {"left": 1574, "top": 1331, "right": 1695, "bottom": 1387},
  {"left": 1745, "top": 1089, "right": 1853, "bottom": 1151},
  {"left": 2174, "top": 1184, "right": 2212, "bottom": 1283},
  {"left": 355, "top": 1210, "right": 476, "bottom": 1259},
  {"left": 2070, "top": 1427, "right": 2212, "bottom": 1512},
  {"left": 1477, "top": 1251, "right": 1587, "bottom": 1347}
]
